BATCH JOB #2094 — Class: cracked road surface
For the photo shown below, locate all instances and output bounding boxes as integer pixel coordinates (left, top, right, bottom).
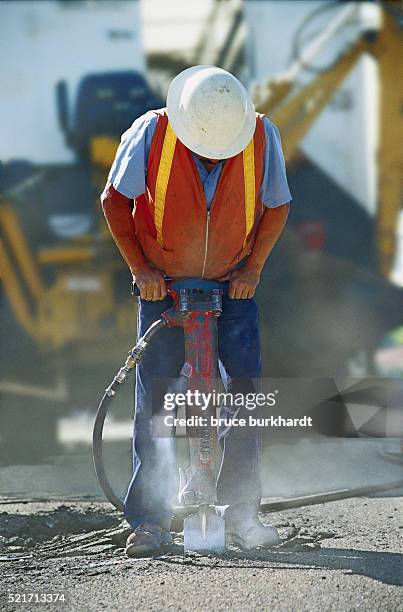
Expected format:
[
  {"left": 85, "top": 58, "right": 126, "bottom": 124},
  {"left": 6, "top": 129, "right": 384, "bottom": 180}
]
[{"left": 0, "top": 496, "right": 401, "bottom": 611}]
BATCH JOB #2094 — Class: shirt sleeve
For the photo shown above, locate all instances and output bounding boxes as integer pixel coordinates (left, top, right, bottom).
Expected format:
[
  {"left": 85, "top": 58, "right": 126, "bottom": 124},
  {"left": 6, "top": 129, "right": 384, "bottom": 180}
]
[
  {"left": 260, "top": 116, "right": 292, "bottom": 208},
  {"left": 107, "top": 111, "right": 158, "bottom": 199}
]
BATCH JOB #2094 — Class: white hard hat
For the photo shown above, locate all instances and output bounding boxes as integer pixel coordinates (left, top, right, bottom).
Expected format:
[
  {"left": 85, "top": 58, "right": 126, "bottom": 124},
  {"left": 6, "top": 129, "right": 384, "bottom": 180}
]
[{"left": 166, "top": 65, "right": 256, "bottom": 159}]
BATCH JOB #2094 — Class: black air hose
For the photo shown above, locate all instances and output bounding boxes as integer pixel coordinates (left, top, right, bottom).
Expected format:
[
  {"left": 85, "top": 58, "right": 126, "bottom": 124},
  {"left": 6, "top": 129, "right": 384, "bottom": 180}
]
[{"left": 92, "top": 317, "right": 167, "bottom": 512}]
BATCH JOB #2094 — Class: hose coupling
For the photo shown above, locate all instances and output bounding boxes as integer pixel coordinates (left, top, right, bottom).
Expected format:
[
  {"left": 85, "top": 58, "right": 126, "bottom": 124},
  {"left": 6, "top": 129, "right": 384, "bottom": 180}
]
[{"left": 126, "top": 338, "right": 148, "bottom": 368}]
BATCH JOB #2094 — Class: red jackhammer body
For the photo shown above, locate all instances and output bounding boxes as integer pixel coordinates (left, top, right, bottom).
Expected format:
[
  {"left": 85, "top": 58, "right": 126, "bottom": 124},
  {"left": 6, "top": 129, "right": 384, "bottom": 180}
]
[{"left": 93, "top": 278, "right": 226, "bottom": 552}]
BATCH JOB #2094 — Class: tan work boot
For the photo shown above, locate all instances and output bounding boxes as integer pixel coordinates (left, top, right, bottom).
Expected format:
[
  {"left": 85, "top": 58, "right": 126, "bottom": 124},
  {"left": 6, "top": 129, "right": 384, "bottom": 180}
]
[
  {"left": 125, "top": 523, "right": 172, "bottom": 558},
  {"left": 225, "top": 501, "right": 281, "bottom": 549}
]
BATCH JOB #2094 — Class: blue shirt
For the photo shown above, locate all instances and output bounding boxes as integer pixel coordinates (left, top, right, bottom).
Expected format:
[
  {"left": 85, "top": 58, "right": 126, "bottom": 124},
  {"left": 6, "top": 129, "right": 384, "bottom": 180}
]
[{"left": 109, "top": 110, "right": 292, "bottom": 210}]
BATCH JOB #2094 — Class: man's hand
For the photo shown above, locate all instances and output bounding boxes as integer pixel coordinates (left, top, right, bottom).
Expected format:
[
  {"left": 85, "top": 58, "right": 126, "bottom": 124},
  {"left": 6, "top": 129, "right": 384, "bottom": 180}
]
[
  {"left": 134, "top": 265, "right": 167, "bottom": 301},
  {"left": 227, "top": 266, "right": 261, "bottom": 299},
  {"left": 221, "top": 204, "right": 289, "bottom": 299}
]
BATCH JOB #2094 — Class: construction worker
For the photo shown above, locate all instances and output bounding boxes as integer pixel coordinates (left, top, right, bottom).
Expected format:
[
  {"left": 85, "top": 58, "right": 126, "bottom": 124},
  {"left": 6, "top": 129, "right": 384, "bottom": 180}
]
[{"left": 101, "top": 66, "right": 291, "bottom": 557}]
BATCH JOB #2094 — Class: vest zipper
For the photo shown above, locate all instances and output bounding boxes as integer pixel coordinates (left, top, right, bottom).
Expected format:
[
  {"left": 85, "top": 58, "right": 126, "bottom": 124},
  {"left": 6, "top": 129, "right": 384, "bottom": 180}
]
[{"left": 201, "top": 210, "right": 210, "bottom": 278}]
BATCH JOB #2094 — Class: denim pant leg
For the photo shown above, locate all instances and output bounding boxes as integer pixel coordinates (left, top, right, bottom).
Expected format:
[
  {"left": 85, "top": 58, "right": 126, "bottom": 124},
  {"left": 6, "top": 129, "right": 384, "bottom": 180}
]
[
  {"left": 123, "top": 296, "right": 184, "bottom": 530},
  {"left": 216, "top": 295, "right": 262, "bottom": 506}
]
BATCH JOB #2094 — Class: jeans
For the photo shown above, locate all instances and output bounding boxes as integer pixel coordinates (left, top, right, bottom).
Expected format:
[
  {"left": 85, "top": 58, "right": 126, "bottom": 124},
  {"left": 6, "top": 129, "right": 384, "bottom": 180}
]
[{"left": 123, "top": 288, "right": 262, "bottom": 530}]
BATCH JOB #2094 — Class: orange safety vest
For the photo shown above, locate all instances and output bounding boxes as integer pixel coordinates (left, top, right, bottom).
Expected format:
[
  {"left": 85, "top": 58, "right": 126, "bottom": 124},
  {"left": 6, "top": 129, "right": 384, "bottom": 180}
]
[{"left": 133, "top": 109, "right": 266, "bottom": 279}]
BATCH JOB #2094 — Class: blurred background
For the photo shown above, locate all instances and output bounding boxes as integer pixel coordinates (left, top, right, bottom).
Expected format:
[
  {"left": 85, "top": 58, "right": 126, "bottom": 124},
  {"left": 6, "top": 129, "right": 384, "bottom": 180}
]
[{"left": 0, "top": 1, "right": 402, "bottom": 501}]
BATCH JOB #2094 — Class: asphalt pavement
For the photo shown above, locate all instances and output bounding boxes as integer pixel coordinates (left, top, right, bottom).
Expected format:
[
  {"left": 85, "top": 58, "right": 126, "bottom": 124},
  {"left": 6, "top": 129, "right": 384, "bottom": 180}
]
[{"left": 0, "top": 496, "right": 401, "bottom": 611}]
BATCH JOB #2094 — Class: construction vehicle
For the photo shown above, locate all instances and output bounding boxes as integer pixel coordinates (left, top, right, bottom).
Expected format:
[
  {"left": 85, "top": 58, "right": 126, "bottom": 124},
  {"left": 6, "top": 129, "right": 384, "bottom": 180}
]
[
  {"left": 1, "top": 1, "right": 402, "bottom": 462},
  {"left": 0, "top": 0, "right": 164, "bottom": 462},
  {"left": 0, "top": 68, "right": 163, "bottom": 462}
]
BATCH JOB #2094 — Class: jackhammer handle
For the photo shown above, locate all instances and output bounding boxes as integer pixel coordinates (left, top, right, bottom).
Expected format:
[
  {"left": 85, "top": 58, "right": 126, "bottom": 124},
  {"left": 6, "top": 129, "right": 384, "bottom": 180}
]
[{"left": 131, "top": 278, "right": 173, "bottom": 297}]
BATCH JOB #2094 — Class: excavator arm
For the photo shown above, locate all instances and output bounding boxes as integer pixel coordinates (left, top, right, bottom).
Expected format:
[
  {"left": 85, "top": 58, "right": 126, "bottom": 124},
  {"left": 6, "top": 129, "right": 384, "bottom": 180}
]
[
  {"left": 256, "top": 37, "right": 370, "bottom": 164},
  {"left": 254, "top": 9, "right": 402, "bottom": 278}
]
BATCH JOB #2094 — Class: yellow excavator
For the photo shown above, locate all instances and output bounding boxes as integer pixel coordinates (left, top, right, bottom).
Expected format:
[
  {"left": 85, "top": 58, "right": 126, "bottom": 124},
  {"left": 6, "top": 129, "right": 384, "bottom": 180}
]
[
  {"left": 0, "top": 71, "right": 163, "bottom": 461},
  {"left": 0, "top": 3, "right": 401, "bottom": 461}
]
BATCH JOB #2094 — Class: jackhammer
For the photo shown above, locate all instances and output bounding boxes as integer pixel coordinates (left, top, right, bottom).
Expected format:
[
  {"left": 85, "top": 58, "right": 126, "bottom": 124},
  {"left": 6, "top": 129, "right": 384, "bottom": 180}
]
[{"left": 93, "top": 278, "right": 227, "bottom": 552}]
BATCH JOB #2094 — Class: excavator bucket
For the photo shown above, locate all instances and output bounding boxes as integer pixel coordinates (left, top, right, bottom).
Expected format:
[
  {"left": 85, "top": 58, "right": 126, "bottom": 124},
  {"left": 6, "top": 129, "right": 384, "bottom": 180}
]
[{"left": 184, "top": 507, "right": 225, "bottom": 553}]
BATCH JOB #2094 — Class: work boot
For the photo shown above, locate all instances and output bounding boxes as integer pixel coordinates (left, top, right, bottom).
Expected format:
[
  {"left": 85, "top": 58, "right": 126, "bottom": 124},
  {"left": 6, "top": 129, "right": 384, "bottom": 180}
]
[
  {"left": 125, "top": 523, "right": 172, "bottom": 558},
  {"left": 224, "top": 501, "right": 281, "bottom": 549}
]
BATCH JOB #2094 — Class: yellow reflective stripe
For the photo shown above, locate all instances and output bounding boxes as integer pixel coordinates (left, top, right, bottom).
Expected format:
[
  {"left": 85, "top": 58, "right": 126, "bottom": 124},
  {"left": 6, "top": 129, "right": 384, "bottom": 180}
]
[
  {"left": 154, "top": 122, "right": 177, "bottom": 246},
  {"left": 243, "top": 137, "right": 255, "bottom": 247}
]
